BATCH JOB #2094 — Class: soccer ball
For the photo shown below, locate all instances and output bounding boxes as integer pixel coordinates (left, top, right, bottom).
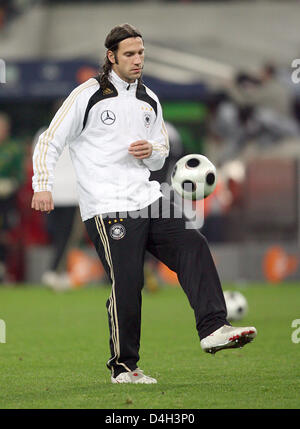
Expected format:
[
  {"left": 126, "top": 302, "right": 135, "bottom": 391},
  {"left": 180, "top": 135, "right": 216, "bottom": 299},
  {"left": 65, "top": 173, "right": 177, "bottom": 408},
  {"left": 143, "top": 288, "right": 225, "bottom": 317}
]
[
  {"left": 223, "top": 290, "right": 248, "bottom": 322},
  {"left": 171, "top": 154, "right": 217, "bottom": 200}
]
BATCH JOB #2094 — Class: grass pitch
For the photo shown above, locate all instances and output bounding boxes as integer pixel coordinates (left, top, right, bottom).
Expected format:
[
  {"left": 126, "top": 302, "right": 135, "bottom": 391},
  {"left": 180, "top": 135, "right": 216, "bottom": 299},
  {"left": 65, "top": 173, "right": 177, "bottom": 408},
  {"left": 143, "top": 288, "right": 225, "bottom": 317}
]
[{"left": 0, "top": 283, "right": 299, "bottom": 409}]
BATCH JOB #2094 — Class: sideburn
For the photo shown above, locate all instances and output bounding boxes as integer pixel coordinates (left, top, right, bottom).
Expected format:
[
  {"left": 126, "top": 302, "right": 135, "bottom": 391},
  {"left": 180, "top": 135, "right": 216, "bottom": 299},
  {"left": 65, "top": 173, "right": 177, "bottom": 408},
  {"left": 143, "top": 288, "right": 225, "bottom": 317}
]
[{"left": 114, "top": 52, "right": 119, "bottom": 65}]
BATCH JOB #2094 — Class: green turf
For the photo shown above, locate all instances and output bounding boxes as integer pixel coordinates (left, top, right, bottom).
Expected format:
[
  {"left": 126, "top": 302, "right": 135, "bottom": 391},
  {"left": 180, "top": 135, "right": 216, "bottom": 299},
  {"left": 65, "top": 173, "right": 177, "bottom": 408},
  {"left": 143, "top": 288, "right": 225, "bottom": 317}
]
[{"left": 0, "top": 283, "right": 299, "bottom": 409}]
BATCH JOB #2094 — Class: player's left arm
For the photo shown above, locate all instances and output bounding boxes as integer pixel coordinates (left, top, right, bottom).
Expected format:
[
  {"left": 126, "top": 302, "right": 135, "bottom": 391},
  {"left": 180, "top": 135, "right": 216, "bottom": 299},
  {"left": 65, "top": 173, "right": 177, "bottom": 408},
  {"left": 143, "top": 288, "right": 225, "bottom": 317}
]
[
  {"left": 145, "top": 101, "right": 169, "bottom": 171},
  {"left": 129, "top": 101, "right": 169, "bottom": 171}
]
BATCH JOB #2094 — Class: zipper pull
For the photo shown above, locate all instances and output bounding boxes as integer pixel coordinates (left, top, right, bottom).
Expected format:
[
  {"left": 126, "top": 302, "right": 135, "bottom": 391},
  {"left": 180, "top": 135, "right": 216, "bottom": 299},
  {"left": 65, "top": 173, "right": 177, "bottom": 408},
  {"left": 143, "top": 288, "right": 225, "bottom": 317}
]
[{"left": 127, "top": 84, "right": 130, "bottom": 90}]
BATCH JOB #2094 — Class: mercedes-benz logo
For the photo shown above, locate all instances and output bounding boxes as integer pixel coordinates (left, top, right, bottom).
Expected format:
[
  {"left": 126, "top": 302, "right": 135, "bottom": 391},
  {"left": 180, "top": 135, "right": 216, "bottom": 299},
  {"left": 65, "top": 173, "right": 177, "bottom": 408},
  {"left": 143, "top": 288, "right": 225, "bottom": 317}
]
[{"left": 101, "top": 110, "right": 116, "bottom": 125}]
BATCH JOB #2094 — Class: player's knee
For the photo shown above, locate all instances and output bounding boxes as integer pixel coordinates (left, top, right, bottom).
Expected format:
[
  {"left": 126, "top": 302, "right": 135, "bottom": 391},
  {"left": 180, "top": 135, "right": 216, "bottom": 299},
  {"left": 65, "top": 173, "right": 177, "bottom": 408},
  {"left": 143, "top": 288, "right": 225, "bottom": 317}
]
[{"left": 187, "top": 230, "right": 209, "bottom": 250}]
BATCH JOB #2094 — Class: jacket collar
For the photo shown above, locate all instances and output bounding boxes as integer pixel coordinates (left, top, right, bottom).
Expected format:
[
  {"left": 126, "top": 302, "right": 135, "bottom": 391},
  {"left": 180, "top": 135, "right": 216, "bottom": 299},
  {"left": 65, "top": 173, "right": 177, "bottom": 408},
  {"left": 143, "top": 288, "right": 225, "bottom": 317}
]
[{"left": 109, "top": 70, "right": 138, "bottom": 92}]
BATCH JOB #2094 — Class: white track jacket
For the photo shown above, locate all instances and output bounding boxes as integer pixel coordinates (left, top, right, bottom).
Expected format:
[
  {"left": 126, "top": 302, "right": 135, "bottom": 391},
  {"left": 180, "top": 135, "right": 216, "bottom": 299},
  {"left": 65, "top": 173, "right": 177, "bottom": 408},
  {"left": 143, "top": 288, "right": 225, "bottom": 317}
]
[{"left": 32, "top": 71, "right": 169, "bottom": 221}]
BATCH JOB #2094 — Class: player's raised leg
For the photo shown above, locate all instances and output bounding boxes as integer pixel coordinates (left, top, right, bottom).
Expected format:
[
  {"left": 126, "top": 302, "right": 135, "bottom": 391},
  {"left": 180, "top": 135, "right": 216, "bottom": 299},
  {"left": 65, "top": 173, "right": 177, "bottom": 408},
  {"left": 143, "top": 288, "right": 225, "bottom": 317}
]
[{"left": 147, "top": 199, "right": 257, "bottom": 354}]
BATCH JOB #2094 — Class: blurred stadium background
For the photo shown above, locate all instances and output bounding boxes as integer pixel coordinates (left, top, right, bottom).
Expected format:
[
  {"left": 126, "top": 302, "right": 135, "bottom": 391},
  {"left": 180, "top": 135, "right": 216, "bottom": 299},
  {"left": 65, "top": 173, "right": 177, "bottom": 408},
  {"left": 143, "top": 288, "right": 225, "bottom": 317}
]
[{"left": 1, "top": 0, "right": 300, "bottom": 289}]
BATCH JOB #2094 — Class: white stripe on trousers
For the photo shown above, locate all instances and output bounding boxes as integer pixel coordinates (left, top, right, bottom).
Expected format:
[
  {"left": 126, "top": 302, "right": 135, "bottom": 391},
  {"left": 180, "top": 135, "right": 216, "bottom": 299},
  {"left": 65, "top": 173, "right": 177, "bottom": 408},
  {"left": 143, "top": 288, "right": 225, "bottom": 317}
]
[{"left": 94, "top": 215, "right": 131, "bottom": 375}]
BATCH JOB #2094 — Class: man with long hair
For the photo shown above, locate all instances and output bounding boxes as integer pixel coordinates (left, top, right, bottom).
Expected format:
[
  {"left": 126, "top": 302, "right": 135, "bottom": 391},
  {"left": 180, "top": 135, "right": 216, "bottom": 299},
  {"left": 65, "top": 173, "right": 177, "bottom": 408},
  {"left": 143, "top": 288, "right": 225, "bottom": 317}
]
[{"left": 32, "top": 24, "right": 257, "bottom": 384}]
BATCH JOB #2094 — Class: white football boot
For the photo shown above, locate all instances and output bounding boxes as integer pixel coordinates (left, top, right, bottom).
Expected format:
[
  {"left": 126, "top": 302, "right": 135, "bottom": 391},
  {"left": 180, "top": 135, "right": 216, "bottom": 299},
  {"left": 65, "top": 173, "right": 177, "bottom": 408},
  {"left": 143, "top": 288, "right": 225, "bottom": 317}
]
[
  {"left": 111, "top": 368, "right": 157, "bottom": 384},
  {"left": 200, "top": 324, "right": 257, "bottom": 354},
  {"left": 41, "top": 271, "right": 71, "bottom": 292}
]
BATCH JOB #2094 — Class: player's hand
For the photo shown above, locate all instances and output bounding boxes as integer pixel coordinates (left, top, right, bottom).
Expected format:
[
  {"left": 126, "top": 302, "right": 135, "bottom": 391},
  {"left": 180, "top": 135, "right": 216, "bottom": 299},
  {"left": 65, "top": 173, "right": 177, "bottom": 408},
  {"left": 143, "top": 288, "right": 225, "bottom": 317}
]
[
  {"left": 128, "top": 140, "right": 152, "bottom": 159},
  {"left": 31, "top": 191, "right": 54, "bottom": 213}
]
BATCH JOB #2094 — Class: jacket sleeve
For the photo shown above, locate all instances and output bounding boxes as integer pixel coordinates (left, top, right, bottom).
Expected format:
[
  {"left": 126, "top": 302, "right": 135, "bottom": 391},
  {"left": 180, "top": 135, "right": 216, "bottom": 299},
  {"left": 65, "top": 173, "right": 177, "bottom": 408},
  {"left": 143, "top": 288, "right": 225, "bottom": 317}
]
[
  {"left": 142, "top": 100, "right": 169, "bottom": 171},
  {"left": 32, "top": 86, "right": 86, "bottom": 193}
]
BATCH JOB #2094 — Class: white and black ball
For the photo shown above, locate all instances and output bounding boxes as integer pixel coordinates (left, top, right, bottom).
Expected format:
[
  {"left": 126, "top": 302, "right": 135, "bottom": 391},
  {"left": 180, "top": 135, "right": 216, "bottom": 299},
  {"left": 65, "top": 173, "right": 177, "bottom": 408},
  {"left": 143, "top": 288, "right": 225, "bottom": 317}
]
[
  {"left": 224, "top": 290, "right": 248, "bottom": 322},
  {"left": 171, "top": 154, "right": 217, "bottom": 200}
]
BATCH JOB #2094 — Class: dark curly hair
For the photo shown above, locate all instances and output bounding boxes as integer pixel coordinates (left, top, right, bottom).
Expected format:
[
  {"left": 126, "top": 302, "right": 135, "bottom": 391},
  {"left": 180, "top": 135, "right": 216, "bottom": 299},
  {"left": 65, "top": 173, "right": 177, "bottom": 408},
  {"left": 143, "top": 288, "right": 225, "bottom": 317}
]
[{"left": 100, "top": 23, "right": 143, "bottom": 90}]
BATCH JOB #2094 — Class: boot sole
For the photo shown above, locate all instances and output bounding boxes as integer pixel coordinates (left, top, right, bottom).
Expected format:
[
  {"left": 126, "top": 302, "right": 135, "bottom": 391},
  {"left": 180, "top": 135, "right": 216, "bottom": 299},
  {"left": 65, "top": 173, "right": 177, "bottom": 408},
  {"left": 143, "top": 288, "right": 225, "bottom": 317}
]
[{"left": 205, "top": 329, "right": 257, "bottom": 355}]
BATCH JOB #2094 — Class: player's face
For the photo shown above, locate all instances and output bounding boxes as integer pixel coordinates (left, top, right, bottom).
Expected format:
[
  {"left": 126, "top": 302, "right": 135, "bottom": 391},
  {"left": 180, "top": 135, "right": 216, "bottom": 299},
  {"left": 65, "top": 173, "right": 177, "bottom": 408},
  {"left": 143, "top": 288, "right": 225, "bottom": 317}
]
[{"left": 109, "top": 37, "right": 144, "bottom": 83}]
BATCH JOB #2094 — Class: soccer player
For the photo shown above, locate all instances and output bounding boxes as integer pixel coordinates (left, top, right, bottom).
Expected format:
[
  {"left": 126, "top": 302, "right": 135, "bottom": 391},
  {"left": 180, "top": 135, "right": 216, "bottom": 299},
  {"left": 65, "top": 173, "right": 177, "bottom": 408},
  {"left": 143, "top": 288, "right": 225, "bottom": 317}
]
[{"left": 31, "top": 23, "right": 257, "bottom": 384}]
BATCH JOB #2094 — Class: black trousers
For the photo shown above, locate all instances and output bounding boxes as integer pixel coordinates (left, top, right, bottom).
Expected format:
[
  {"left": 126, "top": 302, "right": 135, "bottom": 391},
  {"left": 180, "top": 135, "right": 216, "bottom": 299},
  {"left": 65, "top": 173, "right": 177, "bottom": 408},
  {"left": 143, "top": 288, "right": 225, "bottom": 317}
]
[{"left": 84, "top": 197, "right": 229, "bottom": 377}]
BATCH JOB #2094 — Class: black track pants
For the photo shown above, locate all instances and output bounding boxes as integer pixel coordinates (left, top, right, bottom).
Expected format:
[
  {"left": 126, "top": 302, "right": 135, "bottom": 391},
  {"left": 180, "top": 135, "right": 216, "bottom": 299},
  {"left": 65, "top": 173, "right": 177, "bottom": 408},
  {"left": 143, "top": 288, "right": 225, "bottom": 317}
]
[{"left": 84, "top": 198, "right": 229, "bottom": 377}]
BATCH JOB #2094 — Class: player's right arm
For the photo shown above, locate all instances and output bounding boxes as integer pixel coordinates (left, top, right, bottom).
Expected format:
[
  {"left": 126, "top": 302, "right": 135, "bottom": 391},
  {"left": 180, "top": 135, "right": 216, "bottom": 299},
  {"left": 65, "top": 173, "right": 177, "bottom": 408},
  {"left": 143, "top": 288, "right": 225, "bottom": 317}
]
[
  {"left": 31, "top": 191, "right": 54, "bottom": 213},
  {"left": 31, "top": 80, "right": 95, "bottom": 212}
]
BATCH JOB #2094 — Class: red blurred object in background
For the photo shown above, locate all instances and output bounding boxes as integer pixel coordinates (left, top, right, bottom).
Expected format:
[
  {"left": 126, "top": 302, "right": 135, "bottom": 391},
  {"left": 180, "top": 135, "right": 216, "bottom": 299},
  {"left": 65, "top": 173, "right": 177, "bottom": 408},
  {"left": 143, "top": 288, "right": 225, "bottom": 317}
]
[{"left": 5, "top": 149, "right": 50, "bottom": 282}]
